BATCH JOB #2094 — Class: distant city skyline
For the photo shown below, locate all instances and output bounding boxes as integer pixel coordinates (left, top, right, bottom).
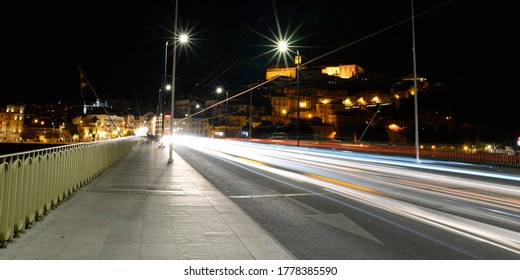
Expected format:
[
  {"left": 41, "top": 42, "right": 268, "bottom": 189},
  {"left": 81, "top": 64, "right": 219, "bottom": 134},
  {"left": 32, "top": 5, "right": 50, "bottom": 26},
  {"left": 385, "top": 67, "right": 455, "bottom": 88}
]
[{"left": 1, "top": 65, "right": 515, "bottom": 146}]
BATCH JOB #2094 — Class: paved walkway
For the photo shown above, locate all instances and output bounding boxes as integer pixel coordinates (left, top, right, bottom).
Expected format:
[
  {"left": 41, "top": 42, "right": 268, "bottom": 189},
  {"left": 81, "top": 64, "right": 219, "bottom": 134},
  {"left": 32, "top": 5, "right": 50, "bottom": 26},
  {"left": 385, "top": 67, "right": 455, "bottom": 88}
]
[{"left": 0, "top": 141, "right": 295, "bottom": 260}]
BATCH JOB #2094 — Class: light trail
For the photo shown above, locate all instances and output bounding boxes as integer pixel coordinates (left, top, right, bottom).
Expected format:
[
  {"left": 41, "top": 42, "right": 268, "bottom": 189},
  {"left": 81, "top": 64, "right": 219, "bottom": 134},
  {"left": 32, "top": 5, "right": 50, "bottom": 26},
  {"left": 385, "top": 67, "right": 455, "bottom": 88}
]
[{"left": 174, "top": 136, "right": 520, "bottom": 255}]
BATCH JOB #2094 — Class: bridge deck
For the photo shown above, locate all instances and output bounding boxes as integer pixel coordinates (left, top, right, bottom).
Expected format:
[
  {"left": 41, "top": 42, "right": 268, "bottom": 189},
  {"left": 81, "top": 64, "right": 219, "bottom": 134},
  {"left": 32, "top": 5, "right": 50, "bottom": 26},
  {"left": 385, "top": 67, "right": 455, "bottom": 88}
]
[{"left": 0, "top": 141, "right": 294, "bottom": 260}]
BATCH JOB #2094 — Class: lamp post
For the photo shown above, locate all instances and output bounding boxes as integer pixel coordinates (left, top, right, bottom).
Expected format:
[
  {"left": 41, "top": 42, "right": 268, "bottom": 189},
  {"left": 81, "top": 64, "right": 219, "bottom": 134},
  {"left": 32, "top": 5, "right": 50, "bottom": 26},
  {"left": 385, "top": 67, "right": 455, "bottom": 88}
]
[
  {"left": 248, "top": 83, "right": 252, "bottom": 140},
  {"left": 216, "top": 87, "right": 228, "bottom": 137},
  {"left": 277, "top": 41, "right": 301, "bottom": 147},
  {"left": 159, "top": 40, "right": 172, "bottom": 148},
  {"left": 158, "top": 84, "right": 171, "bottom": 148},
  {"left": 157, "top": 89, "right": 162, "bottom": 144},
  {"left": 295, "top": 50, "right": 301, "bottom": 147},
  {"left": 168, "top": 0, "right": 189, "bottom": 163},
  {"left": 225, "top": 91, "right": 228, "bottom": 137},
  {"left": 164, "top": 40, "right": 171, "bottom": 88},
  {"left": 411, "top": 0, "right": 420, "bottom": 163}
]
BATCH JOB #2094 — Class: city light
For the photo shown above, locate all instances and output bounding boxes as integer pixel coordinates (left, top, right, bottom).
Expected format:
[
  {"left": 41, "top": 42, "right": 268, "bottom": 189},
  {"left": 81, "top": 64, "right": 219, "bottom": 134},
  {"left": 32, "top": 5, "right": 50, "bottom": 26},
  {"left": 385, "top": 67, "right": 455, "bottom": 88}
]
[
  {"left": 277, "top": 40, "right": 288, "bottom": 52},
  {"left": 179, "top": 34, "right": 188, "bottom": 43}
]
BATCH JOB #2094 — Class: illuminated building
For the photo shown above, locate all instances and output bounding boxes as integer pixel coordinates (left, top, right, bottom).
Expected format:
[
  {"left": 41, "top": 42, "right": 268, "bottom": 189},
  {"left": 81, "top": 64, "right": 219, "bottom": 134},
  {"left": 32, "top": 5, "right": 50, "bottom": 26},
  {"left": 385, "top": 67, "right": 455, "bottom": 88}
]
[
  {"left": 321, "top": 64, "right": 365, "bottom": 79},
  {"left": 0, "top": 104, "right": 25, "bottom": 142}
]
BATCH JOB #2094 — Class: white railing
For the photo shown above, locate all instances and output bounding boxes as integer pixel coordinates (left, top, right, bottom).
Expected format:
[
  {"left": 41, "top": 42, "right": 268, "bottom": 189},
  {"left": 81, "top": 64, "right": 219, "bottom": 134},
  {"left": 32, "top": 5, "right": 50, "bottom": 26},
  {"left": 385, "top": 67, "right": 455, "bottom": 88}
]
[{"left": 0, "top": 136, "right": 145, "bottom": 247}]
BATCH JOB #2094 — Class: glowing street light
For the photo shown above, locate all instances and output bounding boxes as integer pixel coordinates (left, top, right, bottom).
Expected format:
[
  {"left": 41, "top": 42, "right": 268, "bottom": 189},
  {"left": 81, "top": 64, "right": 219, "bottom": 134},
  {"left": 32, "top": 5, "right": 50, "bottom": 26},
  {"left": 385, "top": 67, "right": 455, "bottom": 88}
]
[
  {"left": 179, "top": 34, "right": 188, "bottom": 43},
  {"left": 278, "top": 41, "right": 288, "bottom": 52}
]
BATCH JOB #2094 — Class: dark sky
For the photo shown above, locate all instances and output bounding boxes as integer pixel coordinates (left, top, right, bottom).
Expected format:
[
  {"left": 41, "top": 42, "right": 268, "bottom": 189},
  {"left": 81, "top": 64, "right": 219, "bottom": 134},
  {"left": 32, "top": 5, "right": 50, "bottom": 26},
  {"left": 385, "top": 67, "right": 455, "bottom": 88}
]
[{"left": 4, "top": 0, "right": 518, "bottom": 137}]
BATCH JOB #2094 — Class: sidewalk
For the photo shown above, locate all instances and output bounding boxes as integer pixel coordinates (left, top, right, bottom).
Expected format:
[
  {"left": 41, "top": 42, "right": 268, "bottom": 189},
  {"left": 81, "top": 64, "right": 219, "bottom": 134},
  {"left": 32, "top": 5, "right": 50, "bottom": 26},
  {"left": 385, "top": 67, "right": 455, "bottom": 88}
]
[{"left": 0, "top": 141, "right": 295, "bottom": 260}]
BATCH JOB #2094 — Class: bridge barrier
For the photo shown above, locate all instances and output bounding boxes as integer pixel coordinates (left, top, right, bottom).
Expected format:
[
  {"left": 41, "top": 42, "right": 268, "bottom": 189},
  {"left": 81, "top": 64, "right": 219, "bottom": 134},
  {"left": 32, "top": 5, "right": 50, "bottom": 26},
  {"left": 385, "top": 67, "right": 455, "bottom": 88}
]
[{"left": 0, "top": 136, "right": 145, "bottom": 247}]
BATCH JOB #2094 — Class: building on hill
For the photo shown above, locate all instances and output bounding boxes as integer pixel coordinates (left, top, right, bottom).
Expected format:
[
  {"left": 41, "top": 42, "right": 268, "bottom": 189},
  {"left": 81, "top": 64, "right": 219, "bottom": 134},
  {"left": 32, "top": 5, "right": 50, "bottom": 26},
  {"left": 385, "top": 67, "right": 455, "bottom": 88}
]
[
  {"left": 321, "top": 64, "right": 365, "bottom": 79},
  {"left": 262, "top": 63, "right": 445, "bottom": 142}
]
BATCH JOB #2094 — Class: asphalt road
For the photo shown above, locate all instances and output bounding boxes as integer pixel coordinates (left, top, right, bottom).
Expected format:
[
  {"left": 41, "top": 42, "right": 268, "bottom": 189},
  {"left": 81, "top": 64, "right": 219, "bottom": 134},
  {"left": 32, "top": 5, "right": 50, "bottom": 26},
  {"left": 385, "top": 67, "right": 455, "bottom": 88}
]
[{"left": 172, "top": 138, "right": 520, "bottom": 259}]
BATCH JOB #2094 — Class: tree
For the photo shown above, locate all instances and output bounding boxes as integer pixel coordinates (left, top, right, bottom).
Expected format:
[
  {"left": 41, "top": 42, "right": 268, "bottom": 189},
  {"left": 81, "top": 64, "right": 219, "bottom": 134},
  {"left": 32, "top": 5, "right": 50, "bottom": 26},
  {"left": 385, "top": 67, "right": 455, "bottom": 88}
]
[
  {"left": 64, "top": 122, "right": 79, "bottom": 140},
  {"left": 20, "top": 129, "right": 38, "bottom": 142}
]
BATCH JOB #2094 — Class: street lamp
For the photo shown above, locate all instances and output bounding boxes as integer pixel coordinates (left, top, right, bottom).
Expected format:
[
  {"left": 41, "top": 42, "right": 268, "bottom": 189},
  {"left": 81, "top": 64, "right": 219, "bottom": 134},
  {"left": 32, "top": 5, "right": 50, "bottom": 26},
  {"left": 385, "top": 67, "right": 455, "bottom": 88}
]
[
  {"left": 295, "top": 50, "right": 301, "bottom": 147},
  {"left": 158, "top": 84, "right": 171, "bottom": 148},
  {"left": 248, "top": 84, "right": 252, "bottom": 140},
  {"left": 411, "top": 0, "right": 420, "bottom": 163},
  {"left": 168, "top": 0, "right": 189, "bottom": 163},
  {"left": 160, "top": 39, "right": 173, "bottom": 147},
  {"left": 216, "top": 87, "right": 228, "bottom": 137},
  {"left": 160, "top": 38, "right": 174, "bottom": 147},
  {"left": 163, "top": 40, "right": 173, "bottom": 89},
  {"left": 157, "top": 89, "right": 163, "bottom": 146},
  {"left": 277, "top": 41, "right": 301, "bottom": 147}
]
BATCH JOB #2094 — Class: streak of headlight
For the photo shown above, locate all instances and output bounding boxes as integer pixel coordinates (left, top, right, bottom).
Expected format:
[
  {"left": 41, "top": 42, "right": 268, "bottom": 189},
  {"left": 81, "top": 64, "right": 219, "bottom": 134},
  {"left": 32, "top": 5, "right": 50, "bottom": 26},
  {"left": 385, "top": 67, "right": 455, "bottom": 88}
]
[
  {"left": 243, "top": 142, "right": 520, "bottom": 203},
  {"left": 175, "top": 136, "right": 520, "bottom": 254},
  {"left": 235, "top": 140, "right": 520, "bottom": 183},
  {"left": 282, "top": 153, "right": 520, "bottom": 216},
  {"left": 225, "top": 141, "right": 520, "bottom": 198},
  {"left": 398, "top": 178, "right": 520, "bottom": 211},
  {"left": 266, "top": 147, "right": 520, "bottom": 215},
  {"left": 298, "top": 148, "right": 520, "bottom": 183},
  {"left": 376, "top": 198, "right": 520, "bottom": 255},
  {"left": 176, "top": 137, "right": 520, "bottom": 212},
  {"left": 238, "top": 140, "right": 520, "bottom": 184},
  {"left": 306, "top": 173, "right": 381, "bottom": 195}
]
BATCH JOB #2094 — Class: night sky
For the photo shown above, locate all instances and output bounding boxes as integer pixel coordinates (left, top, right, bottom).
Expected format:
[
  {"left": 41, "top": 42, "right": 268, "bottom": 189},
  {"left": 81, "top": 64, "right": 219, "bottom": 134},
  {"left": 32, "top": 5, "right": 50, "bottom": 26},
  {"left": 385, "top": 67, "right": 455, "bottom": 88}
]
[{"left": 4, "top": 0, "right": 518, "bottom": 139}]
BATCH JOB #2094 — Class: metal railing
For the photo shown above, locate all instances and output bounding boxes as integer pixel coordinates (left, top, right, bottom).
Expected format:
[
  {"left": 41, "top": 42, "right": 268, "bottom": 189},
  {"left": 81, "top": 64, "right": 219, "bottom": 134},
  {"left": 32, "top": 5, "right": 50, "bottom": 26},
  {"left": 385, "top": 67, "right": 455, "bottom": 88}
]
[{"left": 0, "top": 136, "right": 145, "bottom": 247}]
